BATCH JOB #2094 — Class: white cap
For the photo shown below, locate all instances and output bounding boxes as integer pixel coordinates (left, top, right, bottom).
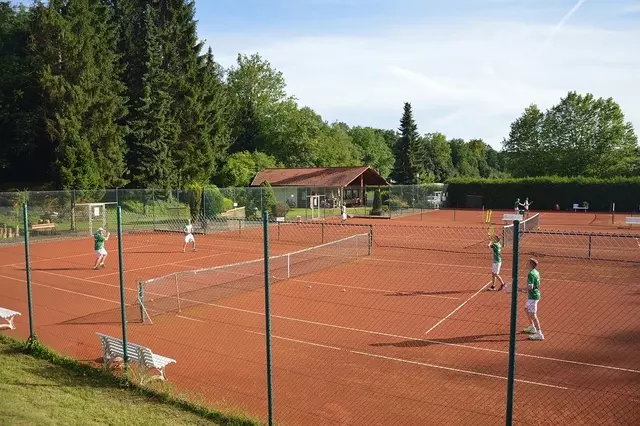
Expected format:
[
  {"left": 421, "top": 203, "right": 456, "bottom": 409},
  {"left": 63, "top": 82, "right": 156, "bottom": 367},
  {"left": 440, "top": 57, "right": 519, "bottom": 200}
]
[{"left": 98, "top": 228, "right": 105, "bottom": 232}]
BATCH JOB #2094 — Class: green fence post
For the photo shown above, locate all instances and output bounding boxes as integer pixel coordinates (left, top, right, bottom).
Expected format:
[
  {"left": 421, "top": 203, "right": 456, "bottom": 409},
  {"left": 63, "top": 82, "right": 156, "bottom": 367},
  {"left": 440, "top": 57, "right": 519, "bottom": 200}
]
[
  {"left": 116, "top": 205, "right": 129, "bottom": 370},
  {"left": 505, "top": 220, "right": 521, "bottom": 426},
  {"left": 22, "top": 203, "right": 35, "bottom": 342},
  {"left": 262, "top": 211, "right": 274, "bottom": 426}
]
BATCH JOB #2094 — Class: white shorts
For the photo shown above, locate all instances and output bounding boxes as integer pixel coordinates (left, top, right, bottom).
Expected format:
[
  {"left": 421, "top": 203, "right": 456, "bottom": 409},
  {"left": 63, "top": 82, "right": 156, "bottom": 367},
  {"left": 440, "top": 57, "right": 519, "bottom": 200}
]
[
  {"left": 492, "top": 262, "right": 502, "bottom": 274},
  {"left": 341, "top": 213, "right": 347, "bottom": 220},
  {"left": 525, "top": 299, "right": 539, "bottom": 314},
  {"left": 184, "top": 233, "right": 195, "bottom": 243},
  {"left": 95, "top": 248, "right": 107, "bottom": 257}
]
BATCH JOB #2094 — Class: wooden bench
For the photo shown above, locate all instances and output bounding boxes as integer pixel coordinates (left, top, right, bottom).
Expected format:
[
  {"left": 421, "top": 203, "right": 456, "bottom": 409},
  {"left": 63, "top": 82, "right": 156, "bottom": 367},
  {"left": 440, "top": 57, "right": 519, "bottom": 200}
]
[
  {"left": 572, "top": 203, "right": 588, "bottom": 212},
  {"left": 625, "top": 217, "right": 640, "bottom": 227},
  {"left": 0, "top": 307, "right": 21, "bottom": 330},
  {"left": 96, "top": 333, "right": 176, "bottom": 383},
  {"left": 31, "top": 222, "right": 56, "bottom": 233}
]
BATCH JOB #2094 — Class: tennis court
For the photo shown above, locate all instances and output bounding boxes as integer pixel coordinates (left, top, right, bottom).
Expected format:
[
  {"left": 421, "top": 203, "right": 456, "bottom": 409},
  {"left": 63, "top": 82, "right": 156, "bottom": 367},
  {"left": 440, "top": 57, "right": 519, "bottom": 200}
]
[{"left": 1, "top": 214, "right": 639, "bottom": 425}]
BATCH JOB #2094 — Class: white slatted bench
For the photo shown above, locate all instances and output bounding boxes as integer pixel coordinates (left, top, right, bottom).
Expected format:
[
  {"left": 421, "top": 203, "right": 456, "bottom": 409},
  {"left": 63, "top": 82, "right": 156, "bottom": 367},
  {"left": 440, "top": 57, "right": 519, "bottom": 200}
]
[
  {"left": 96, "top": 333, "right": 176, "bottom": 383},
  {"left": 0, "top": 307, "right": 21, "bottom": 330},
  {"left": 626, "top": 217, "right": 640, "bottom": 226},
  {"left": 572, "top": 203, "right": 588, "bottom": 212}
]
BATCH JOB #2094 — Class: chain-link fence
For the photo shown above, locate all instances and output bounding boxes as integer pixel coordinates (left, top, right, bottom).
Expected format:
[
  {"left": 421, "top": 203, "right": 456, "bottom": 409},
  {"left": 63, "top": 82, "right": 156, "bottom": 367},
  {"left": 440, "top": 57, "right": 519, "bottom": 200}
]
[{"left": 2, "top": 194, "right": 639, "bottom": 425}]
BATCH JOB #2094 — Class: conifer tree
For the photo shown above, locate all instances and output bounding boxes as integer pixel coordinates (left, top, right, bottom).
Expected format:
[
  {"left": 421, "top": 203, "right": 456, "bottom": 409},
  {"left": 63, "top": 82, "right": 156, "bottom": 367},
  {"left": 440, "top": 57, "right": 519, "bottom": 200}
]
[
  {"left": 392, "top": 102, "right": 423, "bottom": 184},
  {"left": 127, "top": 4, "right": 177, "bottom": 190}
]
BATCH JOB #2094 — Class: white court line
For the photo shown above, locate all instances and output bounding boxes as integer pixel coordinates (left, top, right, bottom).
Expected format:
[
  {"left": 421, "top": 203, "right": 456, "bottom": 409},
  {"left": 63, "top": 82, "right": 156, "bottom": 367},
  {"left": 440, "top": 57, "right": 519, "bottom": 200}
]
[
  {"left": 176, "top": 315, "right": 205, "bottom": 323},
  {"left": 424, "top": 281, "right": 492, "bottom": 335},
  {"left": 246, "top": 330, "right": 343, "bottom": 351},
  {"left": 288, "top": 278, "right": 461, "bottom": 300},
  {"left": 0, "top": 274, "right": 119, "bottom": 305},
  {"left": 362, "top": 257, "right": 626, "bottom": 283},
  {"left": 2, "top": 243, "right": 157, "bottom": 268},
  {"left": 91, "top": 251, "right": 245, "bottom": 279},
  {"left": 192, "top": 302, "right": 640, "bottom": 374},
  {"left": 4, "top": 267, "right": 638, "bottom": 375},
  {"left": 246, "top": 330, "right": 568, "bottom": 390}
]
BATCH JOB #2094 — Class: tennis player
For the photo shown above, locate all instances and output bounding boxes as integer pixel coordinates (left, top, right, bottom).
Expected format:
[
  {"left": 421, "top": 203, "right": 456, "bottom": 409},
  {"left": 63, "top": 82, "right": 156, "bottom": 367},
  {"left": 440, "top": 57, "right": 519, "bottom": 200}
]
[
  {"left": 340, "top": 204, "right": 347, "bottom": 224},
  {"left": 93, "top": 228, "right": 110, "bottom": 270},
  {"left": 487, "top": 235, "right": 506, "bottom": 291},
  {"left": 522, "top": 258, "right": 544, "bottom": 340},
  {"left": 514, "top": 198, "right": 521, "bottom": 213},
  {"left": 522, "top": 198, "right": 532, "bottom": 217},
  {"left": 183, "top": 219, "right": 196, "bottom": 252}
]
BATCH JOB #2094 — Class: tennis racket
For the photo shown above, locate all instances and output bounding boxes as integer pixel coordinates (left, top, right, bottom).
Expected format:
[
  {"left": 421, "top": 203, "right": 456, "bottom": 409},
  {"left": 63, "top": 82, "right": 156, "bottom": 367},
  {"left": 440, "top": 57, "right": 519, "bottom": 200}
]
[{"left": 488, "top": 226, "right": 496, "bottom": 238}]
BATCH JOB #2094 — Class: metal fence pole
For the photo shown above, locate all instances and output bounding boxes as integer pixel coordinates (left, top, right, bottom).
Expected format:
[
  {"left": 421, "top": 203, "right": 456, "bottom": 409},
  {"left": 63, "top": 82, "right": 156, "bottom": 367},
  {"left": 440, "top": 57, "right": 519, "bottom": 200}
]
[
  {"left": 117, "top": 205, "right": 129, "bottom": 369},
  {"left": 22, "top": 203, "right": 35, "bottom": 341},
  {"left": 262, "top": 211, "right": 274, "bottom": 426},
  {"left": 505, "top": 220, "right": 521, "bottom": 425}
]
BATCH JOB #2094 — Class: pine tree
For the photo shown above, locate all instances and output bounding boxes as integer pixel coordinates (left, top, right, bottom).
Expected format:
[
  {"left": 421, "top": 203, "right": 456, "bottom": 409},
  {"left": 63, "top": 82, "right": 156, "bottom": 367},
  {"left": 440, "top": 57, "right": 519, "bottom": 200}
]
[
  {"left": 200, "top": 47, "right": 231, "bottom": 177},
  {"left": 85, "top": 0, "right": 129, "bottom": 187},
  {"left": 31, "top": 0, "right": 100, "bottom": 189},
  {"left": 30, "top": 0, "right": 128, "bottom": 189},
  {"left": 392, "top": 102, "right": 423, "bottom": 184},
  {"left": 127, "top": 4, "right": 177, "bottom": 190}
]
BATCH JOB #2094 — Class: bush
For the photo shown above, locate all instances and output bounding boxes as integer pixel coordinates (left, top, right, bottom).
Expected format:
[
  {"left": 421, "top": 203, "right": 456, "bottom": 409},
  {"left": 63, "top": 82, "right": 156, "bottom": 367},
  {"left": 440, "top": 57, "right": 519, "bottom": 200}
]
[
  {"left": 203, "top": 186, "right": 233, "bottom": 217},
  {"left": 445, "top": 176, "right": 640, "bottom": 211},
  {"left": 119, "top": 200, "right": 144, "bottom": 214},
  {"left": 271, "top": 201, "right": 289, "bottom": 218}
]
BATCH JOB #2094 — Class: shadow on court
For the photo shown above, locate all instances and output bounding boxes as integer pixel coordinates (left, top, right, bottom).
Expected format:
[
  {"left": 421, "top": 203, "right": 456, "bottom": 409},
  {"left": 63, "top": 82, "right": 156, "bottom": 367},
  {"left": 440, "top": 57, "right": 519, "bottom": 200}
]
[
  {"left": 387, "top": 289, "right": 476, "bottom": 297},
  {"left": 28, "top": 267, "right": 90, "bottom": 271},
  {"left": 370, "top": 333, "right": 510, "bottom": 348},
  {"left": 58, "top": 305, "right": 143, "bottom": 326}
]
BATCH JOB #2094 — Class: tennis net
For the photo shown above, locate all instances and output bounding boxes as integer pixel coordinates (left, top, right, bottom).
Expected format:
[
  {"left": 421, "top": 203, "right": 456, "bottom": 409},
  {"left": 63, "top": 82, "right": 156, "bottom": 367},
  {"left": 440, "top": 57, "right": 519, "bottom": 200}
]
[
  {"left": 137, "top": 232, "right": 371, "bottom": 323},
  {"left": 503, "top": 213, "right": 540, "bottom": 246}
]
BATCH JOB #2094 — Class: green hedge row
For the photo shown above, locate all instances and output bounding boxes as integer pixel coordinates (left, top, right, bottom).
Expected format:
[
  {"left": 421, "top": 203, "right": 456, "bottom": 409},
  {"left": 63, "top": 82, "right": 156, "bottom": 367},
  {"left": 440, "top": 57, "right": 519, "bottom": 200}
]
[{"left": 445, "top": 177, "right": 640, "bottom": 211}]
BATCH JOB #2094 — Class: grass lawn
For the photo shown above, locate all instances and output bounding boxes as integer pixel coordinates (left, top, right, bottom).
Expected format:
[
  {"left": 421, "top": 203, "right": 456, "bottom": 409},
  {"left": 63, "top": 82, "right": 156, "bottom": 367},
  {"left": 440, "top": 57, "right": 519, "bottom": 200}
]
[{"left": 0, "top": 338, "right": 259, "bottom": 426}]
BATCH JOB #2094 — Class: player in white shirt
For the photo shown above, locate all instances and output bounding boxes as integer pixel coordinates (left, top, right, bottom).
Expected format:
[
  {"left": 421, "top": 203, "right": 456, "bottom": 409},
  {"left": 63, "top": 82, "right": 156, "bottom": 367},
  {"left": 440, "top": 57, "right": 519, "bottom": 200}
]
[{"left": 183, "top": 220, "right": 196, "bottom": 252}]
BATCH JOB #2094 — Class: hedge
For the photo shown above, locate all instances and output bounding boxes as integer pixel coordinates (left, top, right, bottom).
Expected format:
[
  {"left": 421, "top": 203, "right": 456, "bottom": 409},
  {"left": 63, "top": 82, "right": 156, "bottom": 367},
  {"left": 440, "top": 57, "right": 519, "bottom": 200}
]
[{"left": 445, "top": 176, "right": 640, "bottom": 211}]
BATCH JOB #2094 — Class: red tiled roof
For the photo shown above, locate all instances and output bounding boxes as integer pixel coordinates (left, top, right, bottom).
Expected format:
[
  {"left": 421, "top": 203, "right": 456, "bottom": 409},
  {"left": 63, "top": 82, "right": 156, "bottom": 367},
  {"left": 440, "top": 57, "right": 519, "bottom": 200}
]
[{"left": 250, "top": 166, "right": 387, "bottom": 187}]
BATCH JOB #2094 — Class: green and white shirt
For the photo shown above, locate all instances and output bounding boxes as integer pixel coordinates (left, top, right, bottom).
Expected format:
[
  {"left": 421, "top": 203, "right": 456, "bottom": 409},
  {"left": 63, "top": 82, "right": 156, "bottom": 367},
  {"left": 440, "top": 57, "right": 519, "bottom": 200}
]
[
  {"left": 490, "top": 242, "right": 502, "bottom": 263},
  {"left": 94, "top": 232, "right": 105, "bottom": 250},
  {"left": 527, "top": 269, "right": 541, "bottom": 300},
  {"left": 184, "top": 223, "right": 193, "bottom": 234}
]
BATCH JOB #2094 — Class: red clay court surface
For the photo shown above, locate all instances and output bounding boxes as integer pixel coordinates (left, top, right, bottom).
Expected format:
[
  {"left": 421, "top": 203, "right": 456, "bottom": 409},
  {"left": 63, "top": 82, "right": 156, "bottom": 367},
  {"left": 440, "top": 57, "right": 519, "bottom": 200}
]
[{"left": 1, "top": 212, "right": 639, "bottom": 425}]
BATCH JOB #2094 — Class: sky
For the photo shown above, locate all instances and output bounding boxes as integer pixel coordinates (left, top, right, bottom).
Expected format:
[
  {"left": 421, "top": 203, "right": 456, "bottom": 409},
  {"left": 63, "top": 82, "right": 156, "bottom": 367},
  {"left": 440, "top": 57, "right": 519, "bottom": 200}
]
[{"left": 195, "top": 0, "right": 640, "bottom": 149}]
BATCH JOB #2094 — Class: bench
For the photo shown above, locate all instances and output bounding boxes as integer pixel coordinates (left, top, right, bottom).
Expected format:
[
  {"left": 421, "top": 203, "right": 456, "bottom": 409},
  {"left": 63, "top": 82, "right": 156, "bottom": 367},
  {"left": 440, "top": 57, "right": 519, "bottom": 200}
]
[
  {"left": 626, "top": 217, "right": 640, "bottom": 226},
  {"left": 572, "top": 204, "right": 588, "bottom": 212},
  {"left": 0, "top": 307, "right": 21, "bottom": 330},
  {"left": 31, "top": 222, "right": 56, "bottom": 233},
  {"left": 96, "top": 333, "right": 176, "bottom": 384}
]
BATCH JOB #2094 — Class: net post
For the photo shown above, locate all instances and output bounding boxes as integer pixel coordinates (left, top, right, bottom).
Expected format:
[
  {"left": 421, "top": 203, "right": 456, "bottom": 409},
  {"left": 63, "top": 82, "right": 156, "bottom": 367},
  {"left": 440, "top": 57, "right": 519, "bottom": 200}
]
[
  {"left": 321, "top": 223, "right": 325, "bottom": 244},
  {"left": 277, "top": 220, "right": 280, "bottom": 241},
  {"left": 22, "top": 203, "right": 35, "bottom": 342},
  {"left": 239, "top": 218, "right": 242, "bottom": 236},
  {"left": 262, "top": 210, "right": 274, "bottom": 426},
  {"left": 505, "top": 219, "right": 520, "bottom": 426},
  {"left": 137, "top": 281, "right": 144, "bottom": 323},
  {"left": 116, "top": 205, "right": 129, "bottom": 370},
  {"left": 588, "top": 234, "right": 592, "bottom": 260},
  {"left": 287, "top": 254, "right": 291, "bottom": 279},
  {"left": 368, "top": 225, "right": 373, "bottom": 256}
]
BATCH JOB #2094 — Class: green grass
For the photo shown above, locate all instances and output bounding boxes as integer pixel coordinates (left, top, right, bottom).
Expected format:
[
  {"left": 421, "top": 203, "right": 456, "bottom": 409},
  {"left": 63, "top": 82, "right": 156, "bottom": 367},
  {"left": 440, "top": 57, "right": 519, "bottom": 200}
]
[{"left": 0, "top": 336, "right": 261, "bottom": 426}]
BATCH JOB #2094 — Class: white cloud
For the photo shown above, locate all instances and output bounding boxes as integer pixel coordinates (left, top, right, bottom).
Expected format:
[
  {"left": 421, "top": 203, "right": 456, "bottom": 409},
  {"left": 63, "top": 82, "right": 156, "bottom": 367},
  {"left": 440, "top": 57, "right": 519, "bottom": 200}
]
[{"left": 204, "top": 18, "right": 640, "bottom": 149}]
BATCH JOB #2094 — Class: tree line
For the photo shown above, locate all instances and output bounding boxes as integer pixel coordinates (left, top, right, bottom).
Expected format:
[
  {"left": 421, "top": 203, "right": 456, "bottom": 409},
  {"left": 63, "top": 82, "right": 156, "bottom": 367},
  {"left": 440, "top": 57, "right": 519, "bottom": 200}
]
[{"left": 1, "top": 1, "right": 637, "bottom": 191}]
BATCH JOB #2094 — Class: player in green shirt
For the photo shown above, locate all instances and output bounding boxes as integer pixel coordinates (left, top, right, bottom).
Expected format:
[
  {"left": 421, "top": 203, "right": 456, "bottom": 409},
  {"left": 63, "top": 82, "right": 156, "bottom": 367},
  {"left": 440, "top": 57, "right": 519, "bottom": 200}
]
[
  {"left": 522, "top": 258, "right": 544, "bottom": 340},
  {"left": 93, "top": 228, "right": 110, "bottom": 270},
  {"left": 487, "top": 235, "right": 506, "bottom": 291}
]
